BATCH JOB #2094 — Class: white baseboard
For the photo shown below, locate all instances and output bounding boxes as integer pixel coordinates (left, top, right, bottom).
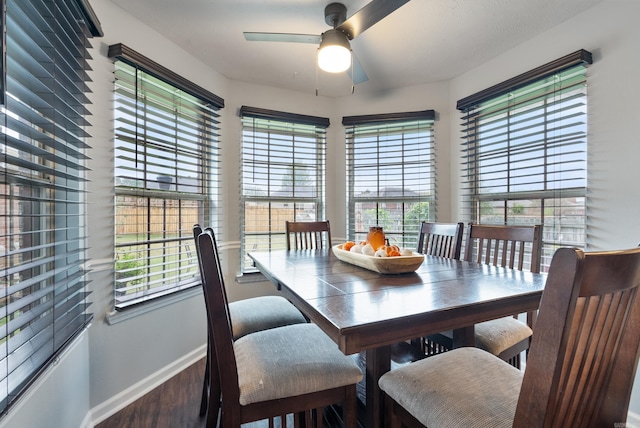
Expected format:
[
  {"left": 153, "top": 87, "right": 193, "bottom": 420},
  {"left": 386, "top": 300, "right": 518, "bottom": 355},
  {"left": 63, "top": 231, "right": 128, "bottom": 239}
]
[
  {"left": 89, "top": 344, "right": 206, "bottom": 426},
  {"left": 80, "top": 411, "right": 94, "bottom": 428},
  {"left": 626, "top": 410, "right": 640, "bottom": 428}
]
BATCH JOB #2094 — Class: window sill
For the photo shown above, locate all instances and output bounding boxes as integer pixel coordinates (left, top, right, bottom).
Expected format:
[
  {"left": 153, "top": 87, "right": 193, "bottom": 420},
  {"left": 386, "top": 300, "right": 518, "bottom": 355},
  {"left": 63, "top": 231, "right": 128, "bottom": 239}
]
[
  {"left": 235, "top": 272, "right": 267, "bottom": 284},
  {"left": 106, "top": 286, "right": 202, "bottom": 325}
]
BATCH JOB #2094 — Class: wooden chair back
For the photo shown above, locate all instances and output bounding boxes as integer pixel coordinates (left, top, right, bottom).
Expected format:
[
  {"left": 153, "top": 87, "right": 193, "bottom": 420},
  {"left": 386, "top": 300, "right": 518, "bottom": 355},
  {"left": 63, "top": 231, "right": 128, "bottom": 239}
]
[
  {"left": 286, "top": 220, "right": 332, "bottom": 250},
  {"left": 514, "top": 247, "right": 640, "bottom": 427},
  {"left": 416, "top": 222, "right": 464, "bottom": 259},
  {"left": 193, "top": 224, "right": 222, "bottom": 424},
  {"left": 464, "top": 223, "right": 543, "bottom": 273},
  {"left": 197, "top": 230, "right": 243, "bottom": 416}
]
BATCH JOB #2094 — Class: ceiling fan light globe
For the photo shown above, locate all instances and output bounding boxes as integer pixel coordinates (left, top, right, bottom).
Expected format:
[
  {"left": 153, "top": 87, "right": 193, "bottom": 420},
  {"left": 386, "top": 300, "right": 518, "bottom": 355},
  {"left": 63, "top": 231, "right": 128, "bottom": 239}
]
[
  {"left": 318, "top": 45, "right": 351, "bottom": 73},
  {"left": 318, "top": 29, "right": 351, "bottom": 73}
]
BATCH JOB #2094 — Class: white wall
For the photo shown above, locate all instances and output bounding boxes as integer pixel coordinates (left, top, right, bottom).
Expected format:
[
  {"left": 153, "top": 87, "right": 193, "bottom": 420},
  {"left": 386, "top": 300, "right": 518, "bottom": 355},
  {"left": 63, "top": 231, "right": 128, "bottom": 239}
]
[
  {"left": 0, "top": 332, "right": 92, "bottom": 428},
  {"left": 2, "top": 0, "right": 640, "bottom": 427}
]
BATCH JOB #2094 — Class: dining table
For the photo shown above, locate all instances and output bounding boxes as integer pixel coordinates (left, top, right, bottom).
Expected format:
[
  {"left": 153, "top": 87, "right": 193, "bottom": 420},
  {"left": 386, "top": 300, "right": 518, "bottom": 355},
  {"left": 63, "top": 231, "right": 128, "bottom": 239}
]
[{"left": 248, "top": 248, "right": 546, "bottom": 428}]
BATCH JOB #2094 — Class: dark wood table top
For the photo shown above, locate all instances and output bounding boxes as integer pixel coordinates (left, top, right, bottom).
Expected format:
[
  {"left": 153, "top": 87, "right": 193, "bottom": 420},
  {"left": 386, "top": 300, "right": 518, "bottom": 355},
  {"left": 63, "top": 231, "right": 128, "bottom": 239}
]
[
  {"left": 249, "top": 249, "right": 546, "bottom": 354},
  {"left": 249, "top": 248, "right": 546, "bottom": 428}
]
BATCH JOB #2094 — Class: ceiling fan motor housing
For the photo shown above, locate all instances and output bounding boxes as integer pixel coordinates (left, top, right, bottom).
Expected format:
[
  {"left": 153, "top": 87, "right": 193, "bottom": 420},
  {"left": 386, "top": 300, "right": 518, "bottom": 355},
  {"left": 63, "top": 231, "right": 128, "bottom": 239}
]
[{"left": 325, "top": 3, "right": 347, "bottom": 27}]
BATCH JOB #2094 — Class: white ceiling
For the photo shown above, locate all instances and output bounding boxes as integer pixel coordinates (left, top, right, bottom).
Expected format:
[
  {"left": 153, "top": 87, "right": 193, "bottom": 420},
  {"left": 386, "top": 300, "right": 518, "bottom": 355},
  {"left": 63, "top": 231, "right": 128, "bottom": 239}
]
[{"left": 108, "top": 0, "right": 602, "bottom": 97}]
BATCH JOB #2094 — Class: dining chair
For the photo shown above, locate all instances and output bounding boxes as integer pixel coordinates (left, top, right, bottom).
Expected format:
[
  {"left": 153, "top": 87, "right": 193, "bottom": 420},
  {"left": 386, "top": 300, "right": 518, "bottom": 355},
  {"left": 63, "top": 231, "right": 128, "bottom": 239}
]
[
  {"left": 286, "top": 220, "right": 332, "bottom": 250},
  {"left": 379, "top": 246, "right": 640, "bottom": 428},
  {"left": 196, "top": 229, "right": 362, "bottom": 428},
  {"left": 424, "top": 223, "right": 542, "bottom": 368},
  {"left": 411, "top": 222, "right": 464, "bottom": 355},
  {"left": 374, "top": 223, "right": 466, "bottom": 383},
  {"left": 416, "top": 221, "right": 464, "bottom": 259},
  {"left": 192, "top": 225, "right": 308, "bottom": 423}
]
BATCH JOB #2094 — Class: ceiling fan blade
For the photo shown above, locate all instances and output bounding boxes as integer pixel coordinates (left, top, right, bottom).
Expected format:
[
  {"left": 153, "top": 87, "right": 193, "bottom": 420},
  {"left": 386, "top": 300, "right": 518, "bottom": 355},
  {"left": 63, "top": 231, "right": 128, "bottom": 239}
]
[
  {"left": 348, "top": 52, "right": 369, "bottom": 85},
  {"left": 337, "top": 0, "right": 410, "bottom": 39},
  {"left": 244, "top": 32, "right": 321, "bottom": 44}
]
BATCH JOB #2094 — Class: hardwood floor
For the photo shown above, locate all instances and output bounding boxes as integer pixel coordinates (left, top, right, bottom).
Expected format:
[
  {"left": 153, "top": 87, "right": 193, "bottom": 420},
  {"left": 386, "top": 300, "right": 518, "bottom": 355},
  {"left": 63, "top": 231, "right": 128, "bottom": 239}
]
[
  {"left": 95, "top": 357, "right": 343, "bottom": 428},
  {"left": 96, "top": 358, "right": 208, "bottom": 428}
]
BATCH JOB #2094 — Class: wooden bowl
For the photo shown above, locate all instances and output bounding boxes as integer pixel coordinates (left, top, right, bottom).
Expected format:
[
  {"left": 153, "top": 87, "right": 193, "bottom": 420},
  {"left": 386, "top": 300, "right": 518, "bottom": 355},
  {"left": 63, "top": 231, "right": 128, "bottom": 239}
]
[{"left": 332, "top": 244, "right": 424, "bottom": 274}]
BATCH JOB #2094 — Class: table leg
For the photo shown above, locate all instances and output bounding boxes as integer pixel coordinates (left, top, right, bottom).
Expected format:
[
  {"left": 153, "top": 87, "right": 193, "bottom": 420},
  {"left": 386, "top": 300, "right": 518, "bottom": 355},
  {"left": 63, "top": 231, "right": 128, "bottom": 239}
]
[
  {"left": 452, "top": 326, "right": 475, "bottom": 348},
  {"left": 365, "top": 345, "right": 391, "bottom": 428}
]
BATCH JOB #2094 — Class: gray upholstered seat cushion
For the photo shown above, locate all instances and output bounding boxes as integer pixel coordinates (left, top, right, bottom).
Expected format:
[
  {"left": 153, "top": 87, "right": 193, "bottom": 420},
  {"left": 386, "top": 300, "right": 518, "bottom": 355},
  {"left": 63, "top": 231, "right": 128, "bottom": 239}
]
[
  {"left": 474, "top": 317, "right": 532, "bottom": 355},
  {"left": 378, "top": 347, "right": 522, "bottom": 428},
  {"left": 229, "top": 295, "right": 307, "bottom": 340},
  {"left": 433, "top": 316, "right": 532, "bottom": 356},
  {"left": 234, "top": 323, "right": 363, "bottom": 405}
]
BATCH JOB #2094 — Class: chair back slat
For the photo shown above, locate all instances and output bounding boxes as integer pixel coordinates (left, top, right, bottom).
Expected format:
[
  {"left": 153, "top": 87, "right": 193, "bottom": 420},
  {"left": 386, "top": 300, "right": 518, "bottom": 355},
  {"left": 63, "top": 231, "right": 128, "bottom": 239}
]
[
  {"left": 515, "top": 247, "right": 640, "bottom": 427},
  {"left": 416, "top": 222, "right": 464, "bottom": 259},
  {"left": 464, "top": 224, "right": 543, "bottom": 274},
  {"left": 285, "top": 220, "right": 332, "bottom": 250}
]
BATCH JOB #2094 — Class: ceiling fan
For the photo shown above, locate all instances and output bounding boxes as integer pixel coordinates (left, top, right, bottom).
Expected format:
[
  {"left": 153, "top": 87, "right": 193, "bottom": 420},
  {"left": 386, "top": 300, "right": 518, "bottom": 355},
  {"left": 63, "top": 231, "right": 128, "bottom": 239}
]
[{"left": 244, "top": 0, "right": 411, "bottom": 85}]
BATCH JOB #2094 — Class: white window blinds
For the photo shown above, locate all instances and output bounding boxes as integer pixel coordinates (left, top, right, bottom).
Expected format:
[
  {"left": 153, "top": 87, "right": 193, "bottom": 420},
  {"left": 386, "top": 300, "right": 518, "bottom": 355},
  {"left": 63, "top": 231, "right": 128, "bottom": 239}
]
[
  {"left": 0, "top": 0, "right": 101, "bottom": 413},
  {"left": 110, "top": 44, "right": 223, "bottom": 308},
  {"left": 240, "top": 106, "right": 328, "bottom": 271},
  {"left": 344, "top": 110, "right": 436, "bottom": 249},
  {"left": 459, "top": 50, "right": 592, "bottom": 268}
]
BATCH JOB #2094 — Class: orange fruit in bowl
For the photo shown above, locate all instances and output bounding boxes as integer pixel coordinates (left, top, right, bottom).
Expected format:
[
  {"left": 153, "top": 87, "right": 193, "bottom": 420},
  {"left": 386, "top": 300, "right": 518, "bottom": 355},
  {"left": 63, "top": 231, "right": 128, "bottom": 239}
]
[
  {"left": 343, "top": 241, "right": 356, "bottom": 251},
  {"left": 387, "top": 245, "right": 401, "bottom": 256}
]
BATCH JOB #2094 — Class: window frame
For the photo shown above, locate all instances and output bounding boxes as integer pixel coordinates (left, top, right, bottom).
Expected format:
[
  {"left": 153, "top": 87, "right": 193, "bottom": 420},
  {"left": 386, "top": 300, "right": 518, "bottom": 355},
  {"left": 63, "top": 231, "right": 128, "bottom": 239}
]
[
  {"left": 239, "top": 106, "right": 329, "bottom": 272},
  {"left": 343, "top": 110, "right": 436, "bottom": 250},
  {"left": 108, "top": 44, "right": 224, "bottom": 309},
  {"left": 458, "top": 50, "right": 592, "bottom": 268}
]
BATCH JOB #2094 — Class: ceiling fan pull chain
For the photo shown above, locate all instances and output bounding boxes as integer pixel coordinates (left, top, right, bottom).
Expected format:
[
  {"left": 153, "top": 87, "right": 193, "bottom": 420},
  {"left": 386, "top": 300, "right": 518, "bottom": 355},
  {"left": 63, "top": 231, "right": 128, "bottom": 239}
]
[{"left": 351, "top": 53, "right": 355, "bottom": 94}]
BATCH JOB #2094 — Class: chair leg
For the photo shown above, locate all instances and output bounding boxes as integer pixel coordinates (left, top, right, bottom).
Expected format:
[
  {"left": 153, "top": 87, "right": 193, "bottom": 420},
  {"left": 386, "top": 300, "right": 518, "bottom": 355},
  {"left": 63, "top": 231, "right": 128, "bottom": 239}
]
[
  {"left": 386, "top": 396, "right": 402, "bottom": 428},
  {"left": 345, "top": 386, "right": 357, "bottom": 428},
  {"left": 199, "top": 348, "right": 209, "bottom": 416},
  {"left": 205, "top": 336, "right": 222, "bottom": 428},
  {"left": 206, "top": 397, "right": 219, "bottom": 428}
]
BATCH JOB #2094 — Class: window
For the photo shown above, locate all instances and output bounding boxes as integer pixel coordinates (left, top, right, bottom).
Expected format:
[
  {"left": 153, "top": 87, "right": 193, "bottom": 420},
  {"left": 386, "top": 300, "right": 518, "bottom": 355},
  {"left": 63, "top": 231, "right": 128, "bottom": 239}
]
[
  {"left": 0, "top": 0, "right": 101, "bottom": 413},
  {"left": 109, "top": 44, "right": 224, "bottom": 309},
  {"left": 458, "top": 50, "right": 592, "bottom": 268},
  {"left": 344, "top": 111, "right": 436, "bottom": 249},
  {"left": 240, "top": 107, "right": 328, "bottom": 271}
]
